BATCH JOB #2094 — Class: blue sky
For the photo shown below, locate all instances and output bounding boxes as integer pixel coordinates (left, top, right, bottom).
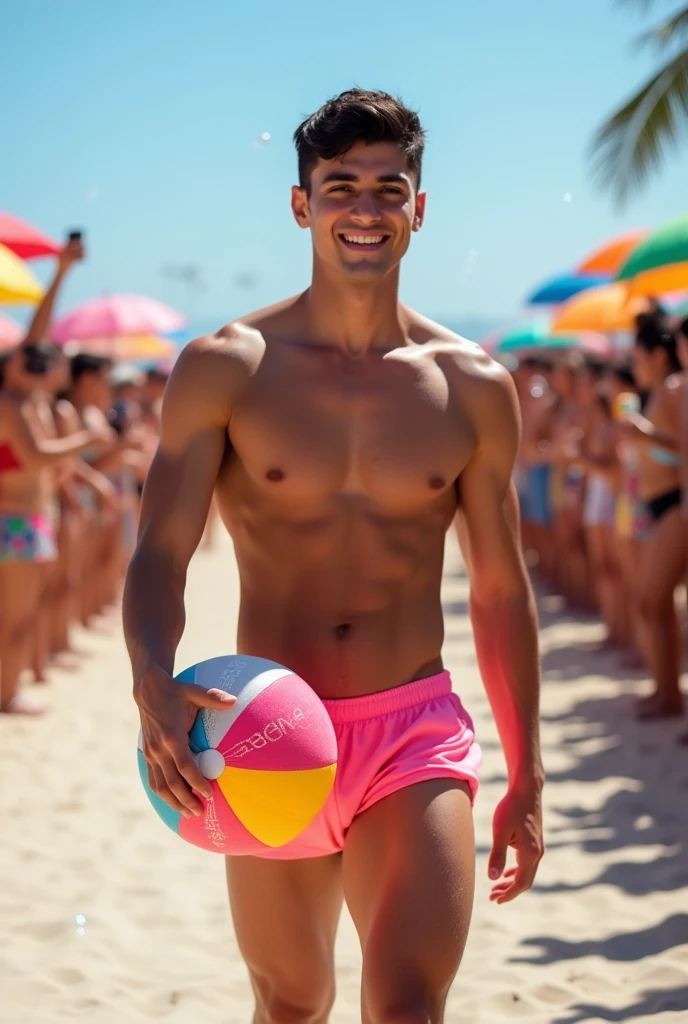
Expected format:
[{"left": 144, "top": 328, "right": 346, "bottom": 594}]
[{"left": 2, "top": 0, "right": 686, "bottom": 338}]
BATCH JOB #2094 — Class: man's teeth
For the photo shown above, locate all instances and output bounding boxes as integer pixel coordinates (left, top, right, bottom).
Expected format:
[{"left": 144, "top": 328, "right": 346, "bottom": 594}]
[{"left": 342, "top": 235, "right": 384, "bottom": 245}]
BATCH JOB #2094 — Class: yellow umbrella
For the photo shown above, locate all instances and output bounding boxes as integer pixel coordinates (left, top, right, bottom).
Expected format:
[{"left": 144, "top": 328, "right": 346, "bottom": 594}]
[
  {"left": 0, "top": 242, "right": 44, "bottom": 304},
  {"left": 551, "top": 283, "right": 653, "bottom": 334},
  {"left": 66, "top": 333, "right": 177, "bottom": 361}
]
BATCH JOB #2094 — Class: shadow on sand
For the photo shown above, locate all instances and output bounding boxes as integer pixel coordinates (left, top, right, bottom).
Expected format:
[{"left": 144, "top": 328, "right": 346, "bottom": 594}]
[{"left": 506, "top": 580, "right": 688, "bottom": 1018}]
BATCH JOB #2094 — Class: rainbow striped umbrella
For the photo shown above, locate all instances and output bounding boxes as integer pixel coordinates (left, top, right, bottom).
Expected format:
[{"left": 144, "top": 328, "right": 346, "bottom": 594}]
[{"left": 617, "top": 212, "right": 688, "bottom": 296}]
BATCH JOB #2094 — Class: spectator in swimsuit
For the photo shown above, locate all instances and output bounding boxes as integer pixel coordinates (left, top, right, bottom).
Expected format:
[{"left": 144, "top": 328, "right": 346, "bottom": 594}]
[
  {"left": 577, "top": 373, "right": 621, "bottom": 647},
  {"left": 675, "top": 315, "right": 688, "bottom": 742},
  {"left": 622, "top": 317, "right": 686, "bottom": 719},
  {"left": 0, "top": 343, "right": 109, "bottom": 713},
  {"left": 516, "top": 359, "right": 556, "bottom": 579},
  {"left": 0, "top": 241, "right": 110, "bottom": 713},
  {"left": 550, "top": 355, "right": 588, "bottom": 608},
  {"left": 50, "top": 350, "right": 118, "bottom": 651},
  {"left": 605, "top": 363, "right": 649, "bottom": 667}
]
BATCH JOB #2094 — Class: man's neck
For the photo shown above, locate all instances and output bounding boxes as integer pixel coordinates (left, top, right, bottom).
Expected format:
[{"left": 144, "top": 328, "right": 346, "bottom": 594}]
[{"left": 303, "top": 263, "right": 408, "bottom": 358}]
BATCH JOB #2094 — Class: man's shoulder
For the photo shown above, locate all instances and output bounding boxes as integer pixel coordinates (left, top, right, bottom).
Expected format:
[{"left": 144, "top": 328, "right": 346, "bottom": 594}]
[
  {"left": 408, "top": 311, "right": 514, "bottom": 394},
  {"left": 179, "top": 295, "right": 302, "bottom": 374}
]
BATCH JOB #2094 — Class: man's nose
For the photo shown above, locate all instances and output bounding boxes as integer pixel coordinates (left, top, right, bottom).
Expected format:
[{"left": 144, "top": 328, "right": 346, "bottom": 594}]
[{"left": 350, "top": 191, "right": 382, "bottom": 223}]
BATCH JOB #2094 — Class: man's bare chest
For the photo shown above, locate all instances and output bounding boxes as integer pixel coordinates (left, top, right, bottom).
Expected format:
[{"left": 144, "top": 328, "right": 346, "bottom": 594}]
[{"left": 224, "top": 355, "right": 476, "bottom": 508}]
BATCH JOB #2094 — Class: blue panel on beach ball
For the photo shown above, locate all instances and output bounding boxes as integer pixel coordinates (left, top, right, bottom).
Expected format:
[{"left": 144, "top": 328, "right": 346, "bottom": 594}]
[
  {"left": 189, "top": 713, "right": 211, "bottom": 753},
  {"left": 175, "top": 665, "right": 197, "bottom": 684},
  {"left": 137, "top": 748, "right": 182, "bottom": 834}
]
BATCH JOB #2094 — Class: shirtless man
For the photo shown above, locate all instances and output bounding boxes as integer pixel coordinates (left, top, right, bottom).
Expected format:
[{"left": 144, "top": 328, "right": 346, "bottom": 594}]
[{"left": 125, "top": 90, "right": 544, "bottom": 1023}]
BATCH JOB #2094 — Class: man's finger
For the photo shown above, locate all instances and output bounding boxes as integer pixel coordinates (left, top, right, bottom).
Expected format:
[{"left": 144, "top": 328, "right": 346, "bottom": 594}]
[
  {"left": 159, "top": 755, "right": 203, "bottom": 816},
  {"left": 149, "top": 762, "right": 189, "bottom": 817},
  {"left": 493, "top": 857, "right": 539, "bottom": 903},
  {"left": 488, "top": 823, "right": 511, "bottom": 881},
  {"left": 183, "top": 683, "right": 237, "bottom": 710},
  {"left": 162, "top": 731, "right": 213, "bottom": 800},
  {"left": 177, "top": 749, "right": 214, "bottom": 801}
]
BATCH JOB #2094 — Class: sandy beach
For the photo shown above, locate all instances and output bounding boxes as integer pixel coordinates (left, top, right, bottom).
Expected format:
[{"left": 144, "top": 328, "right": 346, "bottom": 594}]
[{"left": 2, "top": 532, "right": 687, "bottom": 1024}]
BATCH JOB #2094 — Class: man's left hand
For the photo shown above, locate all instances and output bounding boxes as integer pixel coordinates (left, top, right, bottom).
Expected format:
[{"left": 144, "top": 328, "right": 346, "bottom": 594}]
[{"left": 488, "top": 782, "right": 544, "bottom": 903}]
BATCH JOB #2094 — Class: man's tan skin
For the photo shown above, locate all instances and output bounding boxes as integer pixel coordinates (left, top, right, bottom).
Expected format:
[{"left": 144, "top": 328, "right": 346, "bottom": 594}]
[{"left": 125, "top": 136, "right": 543, "bottom": 1024}]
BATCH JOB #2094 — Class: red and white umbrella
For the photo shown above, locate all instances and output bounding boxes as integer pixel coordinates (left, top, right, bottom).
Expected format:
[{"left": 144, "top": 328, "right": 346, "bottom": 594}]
[{"left": 0, "top": 212, "right": 61, "bottom": 260}]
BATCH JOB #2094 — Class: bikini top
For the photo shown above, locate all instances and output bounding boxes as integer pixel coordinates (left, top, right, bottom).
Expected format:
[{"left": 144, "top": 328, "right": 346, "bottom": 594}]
[
  {"left": 649, "top": 446, "right": 681, "bottom": 468},
  {"left": 0, "top": 442, "right": 21, "bottom": 473}
]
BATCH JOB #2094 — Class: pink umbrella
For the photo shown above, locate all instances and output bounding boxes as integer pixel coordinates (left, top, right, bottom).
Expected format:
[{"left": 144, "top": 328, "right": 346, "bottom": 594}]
[
  {"left": 52, "top": 294, "right": 187, "bottom": 343},
  {"left": 0, "top": 212, "right": 61, "bottom": 259},
  {"left": 0, "top": 311, "right": 23, "bottom": 350}
]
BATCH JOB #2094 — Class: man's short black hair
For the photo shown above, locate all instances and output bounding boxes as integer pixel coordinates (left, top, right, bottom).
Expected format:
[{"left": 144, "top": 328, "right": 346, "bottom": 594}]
[
  {"left": 70, "top": 352, "right": 112, "bottom": 384},
  {"left": 294, "top": 88, "right": 425, "bottom": 194}
]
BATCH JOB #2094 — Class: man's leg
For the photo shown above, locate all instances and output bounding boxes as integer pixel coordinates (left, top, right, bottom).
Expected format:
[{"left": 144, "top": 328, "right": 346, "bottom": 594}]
[
  {"left": 226, "top": 854, "right": 343, "bottom": 1024},
  {"left": 343, "top": 779, "right": 475, "bottom": 1024}
]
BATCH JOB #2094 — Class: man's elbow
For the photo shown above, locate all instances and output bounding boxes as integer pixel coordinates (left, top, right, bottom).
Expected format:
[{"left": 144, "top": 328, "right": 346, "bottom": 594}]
[{"left": 468, "top": 563, "right": 534, "bottom": 611}]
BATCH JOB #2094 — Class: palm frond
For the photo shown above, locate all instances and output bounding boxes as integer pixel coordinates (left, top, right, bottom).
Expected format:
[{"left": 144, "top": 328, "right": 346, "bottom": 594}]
[
  {"left": 590, "top": 45, "right": 688, "bottom": 205},
  {"left": 633, "top": 5, "right": 688, "bottom": 51}
]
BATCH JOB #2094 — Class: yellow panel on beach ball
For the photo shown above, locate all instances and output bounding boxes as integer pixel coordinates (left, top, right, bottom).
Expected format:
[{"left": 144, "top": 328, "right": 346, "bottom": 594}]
[{"left": 218, "top": 764, "right": 337, "bottom": 847}]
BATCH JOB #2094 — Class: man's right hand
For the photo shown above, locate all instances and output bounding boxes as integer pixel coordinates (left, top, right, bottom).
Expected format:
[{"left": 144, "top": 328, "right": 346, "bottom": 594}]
[{"left": 135, "top": 667, "right": 236, "bottom": 817}]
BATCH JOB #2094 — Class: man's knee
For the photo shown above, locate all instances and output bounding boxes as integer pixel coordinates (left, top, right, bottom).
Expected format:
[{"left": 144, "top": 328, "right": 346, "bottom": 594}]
[{"left": 252, "top": 971, "right": 334, "bottom": 1024}]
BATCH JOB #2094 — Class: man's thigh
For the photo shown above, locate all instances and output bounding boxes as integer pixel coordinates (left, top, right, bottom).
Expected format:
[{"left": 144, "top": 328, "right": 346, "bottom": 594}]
[
  {"left": 342, "top": 779, "right": 475, "bottom": 1024},
  {"left": 226, "top": 853, "right": 343, "bottom": 1017}
]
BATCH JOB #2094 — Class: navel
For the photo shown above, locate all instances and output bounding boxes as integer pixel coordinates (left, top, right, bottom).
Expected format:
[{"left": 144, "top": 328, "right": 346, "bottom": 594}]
[
  {"left": 266, "top": 467, "right": 285, "bottom": 482},
  {"left": 429, "top": 475, "right": 446, "bottom": 490},
  {"left": 335, "top": 623, "right": 352, "bottom": 640}
]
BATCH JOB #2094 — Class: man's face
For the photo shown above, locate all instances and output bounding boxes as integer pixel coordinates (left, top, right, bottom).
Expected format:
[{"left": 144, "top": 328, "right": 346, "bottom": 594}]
[{"left": 291, "top": 141, "right": 425, "bottom": 282}]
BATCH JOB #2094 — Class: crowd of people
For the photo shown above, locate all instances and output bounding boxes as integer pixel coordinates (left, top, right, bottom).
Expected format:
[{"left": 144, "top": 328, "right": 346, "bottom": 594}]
[
  {"left": 0, "top": 242, "right": 171, "bottom": 713},
  {"left": 2, "top": 242, "right": 687, "bottom": 737},
  {"left": 513, "top": 303, "right": 688, "bottom": 738}
]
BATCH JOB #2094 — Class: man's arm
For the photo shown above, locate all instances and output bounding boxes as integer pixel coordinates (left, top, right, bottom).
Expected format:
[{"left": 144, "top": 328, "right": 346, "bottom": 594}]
[
  {"left": 455, "top": 359, "right": 544, "bottom": 903},
  {"left": 123, "top": 336, "right": 243, "bottom": 817}
]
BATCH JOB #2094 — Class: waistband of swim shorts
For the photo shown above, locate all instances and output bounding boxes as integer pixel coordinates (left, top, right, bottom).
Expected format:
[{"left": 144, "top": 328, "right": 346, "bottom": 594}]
[{"left": 321, "top": 670, "right": 453, "bottom": 724}]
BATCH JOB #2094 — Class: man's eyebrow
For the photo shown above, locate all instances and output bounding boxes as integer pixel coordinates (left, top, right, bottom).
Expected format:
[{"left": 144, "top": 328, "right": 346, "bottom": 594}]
[{"left": 320, "top": 171, "right": 409, "bottom": 185}]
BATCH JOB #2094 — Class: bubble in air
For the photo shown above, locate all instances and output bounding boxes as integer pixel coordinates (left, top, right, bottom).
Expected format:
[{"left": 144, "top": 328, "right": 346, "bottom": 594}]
[
  {"left": 563, "top": 193, "right": 573, "bottom": 203},
  {"left": 75, "top": 914, "right": 87, "bottom": 927}
]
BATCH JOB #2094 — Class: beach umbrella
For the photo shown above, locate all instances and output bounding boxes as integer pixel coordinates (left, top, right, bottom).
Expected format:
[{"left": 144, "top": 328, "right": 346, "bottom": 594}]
[
  {"left": 577, "top": 229, "right": 648, "bottom": 276},
  {"left": 0, "top": 242, "right": 44, "bottom": 304},
  {"left": 491, "top": 321, "right": 611, "bottom": 358},
  {"left": 526, "top": 272, "right": 611, "bottom": 306},
  {"left": 0, "top": 212, "right": 61, "bottom": 260},
  {"left": 550, "top": 283, "right": 653, "bottom": 334},
  {"left": 68, "top": 333, "right": 177, "bottom": 361},
  {"left": 52, "top": 294, "right": 187, "bottom": 343},
  {"left": 0, "top": 311, "right": 23, "bottom": 349},
  {"left": 616, "top": 212, "right": 688, "bottom": 296}
]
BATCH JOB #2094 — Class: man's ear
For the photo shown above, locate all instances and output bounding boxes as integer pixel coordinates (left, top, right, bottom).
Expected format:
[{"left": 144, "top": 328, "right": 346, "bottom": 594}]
[
  {"left": 291, "top": 186, "right": 311, "bottom": 229},
  {"left": 412, "top": 190, "right": 427, "bottom": 232}
]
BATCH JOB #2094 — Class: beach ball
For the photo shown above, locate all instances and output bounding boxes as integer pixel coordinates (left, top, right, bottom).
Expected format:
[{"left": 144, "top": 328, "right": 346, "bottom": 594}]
[{"left": 137, "top": 656, "right": 337, "bottom": 854}]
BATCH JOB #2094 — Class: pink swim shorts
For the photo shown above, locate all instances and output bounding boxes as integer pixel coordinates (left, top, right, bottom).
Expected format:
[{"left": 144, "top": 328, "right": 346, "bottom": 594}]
[{"left": 255, "top": 670, "right": 481, "bottom": 859}]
